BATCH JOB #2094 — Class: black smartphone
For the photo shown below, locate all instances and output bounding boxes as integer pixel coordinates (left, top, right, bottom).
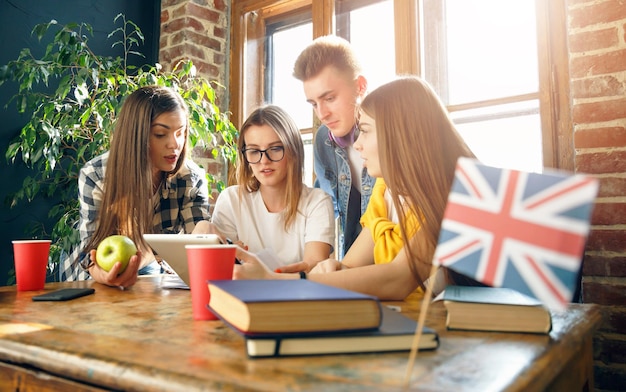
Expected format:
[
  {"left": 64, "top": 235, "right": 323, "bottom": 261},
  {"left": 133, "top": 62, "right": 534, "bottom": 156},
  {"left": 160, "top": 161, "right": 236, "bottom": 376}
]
[
  {"left": 225, "top": 238, "right": 243, "bottom": 264},
  {"left": 32, "top": 288, "right": 95, "bottom": 302}
]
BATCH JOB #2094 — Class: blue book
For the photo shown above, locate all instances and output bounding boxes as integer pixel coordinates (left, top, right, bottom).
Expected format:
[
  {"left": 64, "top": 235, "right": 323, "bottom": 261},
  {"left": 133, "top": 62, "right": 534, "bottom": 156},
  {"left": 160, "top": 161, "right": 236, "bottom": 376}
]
[
  {"left": 243, "top": 306, "right": 439, "bottom": 358},
  {"left": 207, "top": 280, "right": 383, "bottom": 335}
]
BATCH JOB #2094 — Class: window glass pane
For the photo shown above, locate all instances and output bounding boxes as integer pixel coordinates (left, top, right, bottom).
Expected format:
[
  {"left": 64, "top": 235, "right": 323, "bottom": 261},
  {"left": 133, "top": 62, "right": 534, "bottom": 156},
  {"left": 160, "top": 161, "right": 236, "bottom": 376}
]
[
  {"left": 451, "top": 101, "right": 543, "bottom": 173},
  {"left": 344, "top": 0, "right": 395, "bottom": 90},
  {"left": 270, "top": 22, "right": 313, "bottom": 129},
  {"left": 444, "top": 0, "right": 538, "bottom": 104},
  {"left": 302, "top": 133, "right": 314, "bottom": 186},
  {"left": 267, "top": 21, "right": 315, "bottom": 187}
]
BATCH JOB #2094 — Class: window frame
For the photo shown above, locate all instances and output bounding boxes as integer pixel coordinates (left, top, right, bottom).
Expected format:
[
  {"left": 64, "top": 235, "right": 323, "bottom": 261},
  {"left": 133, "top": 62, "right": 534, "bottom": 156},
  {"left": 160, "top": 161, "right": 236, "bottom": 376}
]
[{"left": 230, "top": 0, "right": 573, "bottom": 170}]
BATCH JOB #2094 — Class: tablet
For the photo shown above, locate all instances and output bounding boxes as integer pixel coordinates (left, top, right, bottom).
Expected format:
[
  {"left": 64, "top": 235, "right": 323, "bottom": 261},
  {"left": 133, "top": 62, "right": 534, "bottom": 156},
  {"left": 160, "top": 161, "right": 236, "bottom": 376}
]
[{"left": 143, "top": 234, "right": 221, "bottom": 286}]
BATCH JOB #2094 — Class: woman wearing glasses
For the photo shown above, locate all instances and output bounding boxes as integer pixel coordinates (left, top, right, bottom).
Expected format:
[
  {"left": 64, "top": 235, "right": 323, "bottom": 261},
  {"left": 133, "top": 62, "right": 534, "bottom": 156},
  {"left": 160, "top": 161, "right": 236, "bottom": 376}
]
[{"left": 211, "top": 105, "right": 335, "bottom": 269}]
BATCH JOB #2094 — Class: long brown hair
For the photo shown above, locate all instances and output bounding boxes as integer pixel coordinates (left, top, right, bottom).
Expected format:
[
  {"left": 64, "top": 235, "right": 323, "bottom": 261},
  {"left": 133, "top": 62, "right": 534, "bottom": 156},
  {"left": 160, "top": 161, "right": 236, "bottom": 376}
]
[
  {"left": 236, "top": 105, "right": 305, "bottom": 230},
  {"left": 359, "top": 76, "right": 475, "bottom": 287},
  {"left": 83, "top": 86, "right": 189, "bottom": 256}
]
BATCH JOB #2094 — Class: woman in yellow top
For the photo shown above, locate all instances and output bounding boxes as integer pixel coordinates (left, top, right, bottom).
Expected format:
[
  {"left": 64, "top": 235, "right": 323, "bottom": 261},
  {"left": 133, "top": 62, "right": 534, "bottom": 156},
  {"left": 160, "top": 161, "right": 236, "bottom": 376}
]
[
  {"left": 303, "top": 176, "right": 419, "bottom": 271},
  {"left": 274, "top": 173, "right": 413, "bottom": 271},
  {"left": 359, "top": 177, "right": 419, "bottom": 265}
]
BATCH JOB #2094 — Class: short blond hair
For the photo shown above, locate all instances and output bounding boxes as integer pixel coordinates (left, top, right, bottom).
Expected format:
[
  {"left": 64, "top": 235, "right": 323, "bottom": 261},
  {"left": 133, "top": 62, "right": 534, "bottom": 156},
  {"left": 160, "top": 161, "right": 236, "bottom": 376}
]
[{"left": 293, "top": 35, "right": 362, "bottom": 81}]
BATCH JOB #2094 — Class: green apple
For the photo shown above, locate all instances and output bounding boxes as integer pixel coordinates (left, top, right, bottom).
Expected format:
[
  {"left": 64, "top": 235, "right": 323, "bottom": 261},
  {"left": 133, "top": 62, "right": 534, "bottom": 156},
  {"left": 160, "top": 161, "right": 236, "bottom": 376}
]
[{"left": 95, "top": 235, "right": 137, "bottom": 273}]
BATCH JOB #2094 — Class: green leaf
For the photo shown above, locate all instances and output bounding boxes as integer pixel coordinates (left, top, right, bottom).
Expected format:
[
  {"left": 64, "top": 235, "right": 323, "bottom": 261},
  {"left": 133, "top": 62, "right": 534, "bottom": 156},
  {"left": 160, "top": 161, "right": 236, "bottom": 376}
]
[
  {"left": 5, "top": 142, "right": 21, "bottom": 162},
  {"left": 19, "top": 95, "right": 27, "bottom": 113},
  {"left": 74, "top": 83, "right": 89, "bottom": 106}
]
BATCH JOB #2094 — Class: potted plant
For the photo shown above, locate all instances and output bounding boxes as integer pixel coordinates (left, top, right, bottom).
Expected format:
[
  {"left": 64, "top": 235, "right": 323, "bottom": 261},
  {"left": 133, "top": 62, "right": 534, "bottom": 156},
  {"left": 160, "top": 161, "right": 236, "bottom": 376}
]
[{"left": 0, "top": 14, "right": 238, "bottom": 279}]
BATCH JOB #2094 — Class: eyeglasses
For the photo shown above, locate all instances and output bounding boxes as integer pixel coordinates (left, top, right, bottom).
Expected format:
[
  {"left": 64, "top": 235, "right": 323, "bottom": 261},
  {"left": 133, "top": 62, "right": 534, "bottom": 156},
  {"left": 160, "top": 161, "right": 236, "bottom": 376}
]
[{"left": 242, "top": 146, "right": 285, "bottom": 164}]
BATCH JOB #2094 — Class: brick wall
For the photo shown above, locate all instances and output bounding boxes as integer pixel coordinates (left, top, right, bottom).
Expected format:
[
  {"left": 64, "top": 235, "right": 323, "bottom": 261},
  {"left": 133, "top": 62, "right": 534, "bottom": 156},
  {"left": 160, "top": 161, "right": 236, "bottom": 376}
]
[
  {"left": 568, "top": 0, "right": 626, "bottom": 390},
  {"left": 160, "top": 0, "right": 229, "bottom": 86}
]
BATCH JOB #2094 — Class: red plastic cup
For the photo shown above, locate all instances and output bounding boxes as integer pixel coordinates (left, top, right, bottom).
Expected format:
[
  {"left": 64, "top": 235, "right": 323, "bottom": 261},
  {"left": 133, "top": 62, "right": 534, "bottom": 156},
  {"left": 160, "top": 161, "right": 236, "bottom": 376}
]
[
  {"left": 185, "top": 244, "right": 237, "bottom": 320},
  {"left": 12, "top": 240, "right": 51, "bottom": 291}
]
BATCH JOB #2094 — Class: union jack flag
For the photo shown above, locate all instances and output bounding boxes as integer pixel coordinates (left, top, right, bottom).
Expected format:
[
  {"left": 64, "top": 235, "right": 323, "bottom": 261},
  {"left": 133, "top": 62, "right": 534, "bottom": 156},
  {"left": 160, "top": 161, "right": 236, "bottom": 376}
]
[{"left": 433, "top": 158, "right": 599, "bottom": 310}]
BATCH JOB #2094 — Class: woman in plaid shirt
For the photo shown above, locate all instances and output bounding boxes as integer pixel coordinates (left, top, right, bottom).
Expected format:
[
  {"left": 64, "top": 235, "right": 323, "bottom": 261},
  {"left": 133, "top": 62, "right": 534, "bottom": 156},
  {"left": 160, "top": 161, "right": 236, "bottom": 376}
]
[{"left": 60, "top": 86, "right": 220, "bottom": 288}]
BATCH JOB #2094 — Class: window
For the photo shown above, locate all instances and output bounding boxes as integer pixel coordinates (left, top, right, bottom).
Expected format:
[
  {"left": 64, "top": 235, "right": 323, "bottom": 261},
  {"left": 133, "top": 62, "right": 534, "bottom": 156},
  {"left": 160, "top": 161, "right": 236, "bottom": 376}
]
[
  {"left": 266, "top": 17, "right": 314, "bottom": 184},
  {"left": 337, "top": 0, "right": 396, "bottom": 91},
  {"left": 263, "top": 1, "right": 396, "bottom": 185},
  {"left": 266, "top": 17, "right": 313, "bottom": 129},
  {"left": 422, "top": 0, "right": 543, "bottom": 172},
  {"left": 231, "top": 0, "right": 571, "bottom": 177}
]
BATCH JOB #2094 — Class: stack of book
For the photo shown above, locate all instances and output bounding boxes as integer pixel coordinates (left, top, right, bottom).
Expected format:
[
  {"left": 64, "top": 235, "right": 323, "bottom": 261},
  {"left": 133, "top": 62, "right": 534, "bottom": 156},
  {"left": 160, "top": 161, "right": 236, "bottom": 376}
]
[{"left": 207, "top": 279, "right": 439, "bottom": 358}]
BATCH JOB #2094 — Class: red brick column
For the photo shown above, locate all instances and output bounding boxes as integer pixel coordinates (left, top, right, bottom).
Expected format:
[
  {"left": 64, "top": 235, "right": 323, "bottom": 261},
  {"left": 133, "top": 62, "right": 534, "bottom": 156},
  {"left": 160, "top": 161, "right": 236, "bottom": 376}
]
[
  {"left": 568, "top": 0, "right": 626, "bottom": 389},
  {"left": 160, "top": 0, "right": 229, "bottom": 83}
]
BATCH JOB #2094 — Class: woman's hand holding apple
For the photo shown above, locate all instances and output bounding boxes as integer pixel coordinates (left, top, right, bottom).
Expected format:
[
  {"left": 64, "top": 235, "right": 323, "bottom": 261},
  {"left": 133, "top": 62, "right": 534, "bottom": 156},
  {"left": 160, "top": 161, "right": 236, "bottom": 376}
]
[{"left": 88, "top": 248, "right": 141, "bottom": 289}]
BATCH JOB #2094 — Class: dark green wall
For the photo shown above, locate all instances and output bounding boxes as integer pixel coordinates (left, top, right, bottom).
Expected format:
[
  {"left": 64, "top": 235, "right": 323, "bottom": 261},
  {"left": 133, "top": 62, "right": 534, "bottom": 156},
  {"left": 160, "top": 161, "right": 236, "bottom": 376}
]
[{"left": 0, "top": 0, "right": 160, "bottom": 285}]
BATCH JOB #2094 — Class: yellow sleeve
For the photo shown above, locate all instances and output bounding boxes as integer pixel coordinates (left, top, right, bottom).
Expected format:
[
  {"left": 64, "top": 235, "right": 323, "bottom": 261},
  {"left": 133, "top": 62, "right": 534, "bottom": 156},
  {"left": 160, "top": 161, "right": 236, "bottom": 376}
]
[{"left": 360, "top": 179, "right": 405, "bottom": 264}]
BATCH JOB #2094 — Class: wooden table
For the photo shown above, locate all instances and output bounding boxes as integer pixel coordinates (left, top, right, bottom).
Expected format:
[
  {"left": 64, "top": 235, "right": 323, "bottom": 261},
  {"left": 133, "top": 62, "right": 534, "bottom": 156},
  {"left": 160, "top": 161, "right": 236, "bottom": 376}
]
[{"left": 0, "top": 276, "right": 602, "bottom": 391}]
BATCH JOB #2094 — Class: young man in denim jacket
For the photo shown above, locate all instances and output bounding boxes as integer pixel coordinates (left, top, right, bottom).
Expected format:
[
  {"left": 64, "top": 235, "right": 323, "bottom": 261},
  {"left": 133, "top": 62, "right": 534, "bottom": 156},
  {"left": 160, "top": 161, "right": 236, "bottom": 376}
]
[{"left": 293, "top": 36, "right": 375, "bottom": 258}]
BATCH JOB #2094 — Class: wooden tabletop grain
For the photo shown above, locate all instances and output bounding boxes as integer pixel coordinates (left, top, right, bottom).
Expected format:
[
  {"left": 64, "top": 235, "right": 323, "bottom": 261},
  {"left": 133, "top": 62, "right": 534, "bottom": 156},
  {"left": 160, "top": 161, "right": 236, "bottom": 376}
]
[{"left": 0, "top": 276, "right": 602, "bottom": 391}]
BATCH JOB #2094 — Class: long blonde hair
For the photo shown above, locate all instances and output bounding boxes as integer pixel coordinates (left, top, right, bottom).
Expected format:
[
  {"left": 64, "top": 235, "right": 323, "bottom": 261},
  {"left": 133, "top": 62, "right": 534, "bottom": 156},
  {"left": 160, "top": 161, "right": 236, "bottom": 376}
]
[
  {"left": 236, "top": 105, "right": 305, "bottom": 230},
  {"left": 359, "top": 76, "right": 475, "bottom": 287},
  {"left": 83, "top": 86, "right": 189, "bottom": 256}
]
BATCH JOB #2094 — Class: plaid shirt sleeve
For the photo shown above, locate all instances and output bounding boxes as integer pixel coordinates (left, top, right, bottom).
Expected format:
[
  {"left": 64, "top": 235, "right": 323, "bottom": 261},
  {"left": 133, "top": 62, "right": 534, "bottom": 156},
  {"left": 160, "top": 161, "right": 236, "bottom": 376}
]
[
  {"left": 60, "top": 154, "right": 107, "bottom": 281},
  {"left": 156, "top": 159, "right": 211, "bottom": 234}
]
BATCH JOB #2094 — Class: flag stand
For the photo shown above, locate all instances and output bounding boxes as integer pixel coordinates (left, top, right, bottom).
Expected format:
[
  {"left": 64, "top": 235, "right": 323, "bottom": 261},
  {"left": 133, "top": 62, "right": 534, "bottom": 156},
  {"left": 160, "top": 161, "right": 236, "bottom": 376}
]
[{"left": 403, "top": 262, "right": 439, "bottom": 388}]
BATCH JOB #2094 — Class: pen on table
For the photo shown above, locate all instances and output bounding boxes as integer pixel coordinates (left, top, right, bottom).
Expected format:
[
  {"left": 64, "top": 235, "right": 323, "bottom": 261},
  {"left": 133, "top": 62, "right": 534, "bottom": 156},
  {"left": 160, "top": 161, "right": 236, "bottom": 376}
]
[{"left": 225, "top": 238, "right": 243, "bottom": 264}]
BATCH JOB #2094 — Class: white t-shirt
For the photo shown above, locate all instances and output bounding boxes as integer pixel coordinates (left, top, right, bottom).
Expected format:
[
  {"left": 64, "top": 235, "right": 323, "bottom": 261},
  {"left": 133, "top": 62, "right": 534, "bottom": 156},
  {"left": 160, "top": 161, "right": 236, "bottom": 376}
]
[
  {"left": 347, "top": 144, "right": 364, "bottom": 193},
  {"left": 211, "top": 185, "right": 335, "bottom": 266},
  {"left": 383, "top": 185, "right": 399, "bottom": 223}
]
